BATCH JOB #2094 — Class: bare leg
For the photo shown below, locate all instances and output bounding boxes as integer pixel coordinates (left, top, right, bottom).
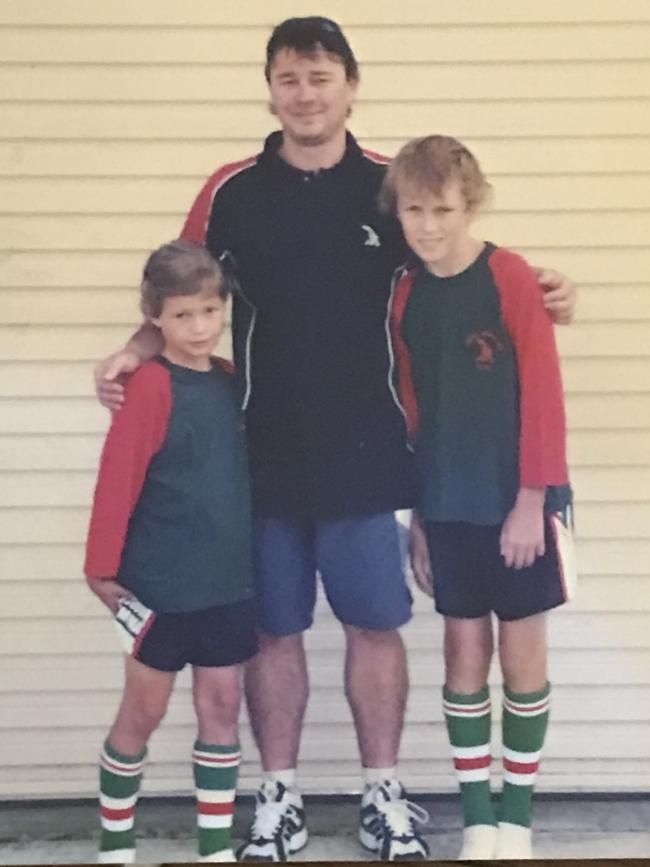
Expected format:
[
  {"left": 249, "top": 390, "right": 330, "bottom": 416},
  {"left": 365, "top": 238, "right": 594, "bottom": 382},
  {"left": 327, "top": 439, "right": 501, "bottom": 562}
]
[
  {"left": 193, "top": 664, "right": 242, "bottom": 744},
  {"left": 444, "top": 615, "right": 494, "bottom": 693},
  {"left": 109, "top": 656, "right": 176, "bottom": 754},
  {"left": 498, "top": 613, "right": 547, "bottom": 691},
  {"left": 343, "top": 625, "right": 407, "bottom": 768},
  {"left": 244, "top": 631, "right": 309, "bottom": 770}
]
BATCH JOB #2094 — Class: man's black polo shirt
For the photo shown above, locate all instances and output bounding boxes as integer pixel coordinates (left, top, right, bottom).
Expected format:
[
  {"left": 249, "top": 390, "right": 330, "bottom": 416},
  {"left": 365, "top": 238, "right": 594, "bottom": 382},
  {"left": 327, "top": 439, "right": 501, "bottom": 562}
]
[{"left": 182, "top": 131, "right": 414, "bottom": 519}]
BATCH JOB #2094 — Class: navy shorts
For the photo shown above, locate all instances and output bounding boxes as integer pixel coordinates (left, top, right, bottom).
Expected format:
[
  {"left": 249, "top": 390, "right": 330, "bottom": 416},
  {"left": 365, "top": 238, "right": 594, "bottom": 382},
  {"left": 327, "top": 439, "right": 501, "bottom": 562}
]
[
  {"left": 113, "top": 596, "right": 259, "bottom": 672},
  {"left": 253, "top": 512, "right": 413, "bottom": 635},
  {"left": 424, "top": 513, "right": 576, "bottom": 621}
]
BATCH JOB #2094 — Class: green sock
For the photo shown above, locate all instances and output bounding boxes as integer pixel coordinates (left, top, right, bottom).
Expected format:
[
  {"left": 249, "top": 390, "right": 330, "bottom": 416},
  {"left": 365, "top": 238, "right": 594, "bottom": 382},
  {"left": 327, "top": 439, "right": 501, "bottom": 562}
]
[
  {"left": 443, "top": 685, "right": 496, "bottom": 828},
  {"left": 99, "top": 739, "right": 146, "bottom": 857},
  {"left": 193, "top": 740, "right": 241, "bottom": 857},
  {"left": 499, "top": 682, "right": 551, "bottom": 827}
]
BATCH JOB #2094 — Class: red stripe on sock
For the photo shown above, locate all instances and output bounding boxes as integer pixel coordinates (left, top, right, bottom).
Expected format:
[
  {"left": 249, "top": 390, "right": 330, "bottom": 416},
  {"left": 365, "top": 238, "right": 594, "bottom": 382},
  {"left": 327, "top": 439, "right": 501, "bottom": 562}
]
[
  {"left": 444, "top": 700, "right": 491, "bottom": 714},
  {"left": 101, "top": 806, "right": 134, "bottom": 820},
  {"left": 454, "top": 755, "right": 491, "bottom": 771},
  {"left": 193, "top": 753, "right": 240, "bottom": 764},
  {"left": 505, "top": 698, "right": 549, "bottom": 714},
  {"left": 503, "top": 757, "right": 539, "bottom": 774},
  {"left": 197, "top": 802, "right": 234, "bottom": 815},
  {"left": 101, "top": 756, "right": 141, "bottom": 774}
]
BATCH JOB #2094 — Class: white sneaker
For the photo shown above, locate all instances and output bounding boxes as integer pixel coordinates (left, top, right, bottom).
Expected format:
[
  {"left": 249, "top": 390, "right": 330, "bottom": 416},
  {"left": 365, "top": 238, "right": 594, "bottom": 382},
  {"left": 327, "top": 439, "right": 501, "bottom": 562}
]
[
  {"left": 237, "top": 780, "right": 308, "bottom": 861},
  {"left": 458, "top": 824, "right": 497, "bottom": 859},
  {"left": 494, "top": 822, "right": 533, "bottom": 859},
  {"left": 359, "top": 779, "right": 430, "bottom": 861}
]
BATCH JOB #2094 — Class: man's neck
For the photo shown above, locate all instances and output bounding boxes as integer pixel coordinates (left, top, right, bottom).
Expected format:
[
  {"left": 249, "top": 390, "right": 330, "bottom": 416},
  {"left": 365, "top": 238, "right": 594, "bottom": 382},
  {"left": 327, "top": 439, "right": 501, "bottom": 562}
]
[{"left": 278, "top": 129, "right": 348, "bottom": 171}]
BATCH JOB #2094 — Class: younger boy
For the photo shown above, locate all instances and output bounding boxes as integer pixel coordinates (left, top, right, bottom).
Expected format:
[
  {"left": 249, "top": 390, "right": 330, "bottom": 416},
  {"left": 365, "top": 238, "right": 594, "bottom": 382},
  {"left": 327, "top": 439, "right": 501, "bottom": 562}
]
[
  {"left": 382, "top": 136, "right": 576, "bottom": 860},
  {"left": 84, "top": 240, "right": 257, "bottom": 863}
]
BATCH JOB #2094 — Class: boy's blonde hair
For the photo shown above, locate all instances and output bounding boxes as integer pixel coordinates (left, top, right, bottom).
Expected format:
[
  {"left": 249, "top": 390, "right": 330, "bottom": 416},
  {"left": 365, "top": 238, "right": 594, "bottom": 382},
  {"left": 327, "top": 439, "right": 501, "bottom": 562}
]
[
  {"left": 140, "top": 239, "right": 227, "bottom": 319},
  {"left": 380, "top": 135, "right": 491, "bottom": 214}
]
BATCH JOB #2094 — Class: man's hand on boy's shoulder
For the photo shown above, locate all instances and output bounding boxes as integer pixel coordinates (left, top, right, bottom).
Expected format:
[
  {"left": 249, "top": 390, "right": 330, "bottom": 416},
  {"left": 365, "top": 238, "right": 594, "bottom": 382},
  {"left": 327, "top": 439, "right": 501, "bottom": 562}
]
[
  {"left": 534, "top": 267, "right": 577, "bottom": 325},
  {"left": 94, "top": 350, "right": 142, "bottom": 412},
  {"left": 86, "top": 576, "right": 134, "bottom": 614}
]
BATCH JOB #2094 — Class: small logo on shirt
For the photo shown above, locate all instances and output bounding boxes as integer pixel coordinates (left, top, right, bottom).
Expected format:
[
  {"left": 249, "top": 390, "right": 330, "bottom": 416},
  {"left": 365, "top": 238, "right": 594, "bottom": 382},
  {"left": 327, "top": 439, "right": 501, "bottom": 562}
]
[
  {"left": 361, "top": 224, "right": 381, "bottom": 247},
  {"left": 465, "top": 331, "right": 504, "bottom": 371}
]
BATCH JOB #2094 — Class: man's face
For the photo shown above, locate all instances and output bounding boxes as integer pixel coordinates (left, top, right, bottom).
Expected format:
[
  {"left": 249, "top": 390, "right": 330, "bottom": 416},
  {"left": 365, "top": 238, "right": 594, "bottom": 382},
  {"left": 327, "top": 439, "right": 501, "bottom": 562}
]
[
  {"left": 268, "top": 47, "right": 358, "bottom": 148},
  {"left": 397, "top": 181, "right": 475, "bottom": 275}
]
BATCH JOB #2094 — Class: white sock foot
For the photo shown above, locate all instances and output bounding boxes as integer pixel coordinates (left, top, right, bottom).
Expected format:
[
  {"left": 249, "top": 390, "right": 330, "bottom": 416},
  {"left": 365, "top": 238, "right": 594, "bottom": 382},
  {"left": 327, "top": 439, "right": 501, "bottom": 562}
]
[
  {"left": 495, "top": 822, "right": 533, "bottom": 859},
  {"left": 458, "top": 824, "right": 497, "bottom": 859},
  {"left": 98, "top": 849, "right": 135, "bottom": 864},
  {"left": 199, "top": 848, "right": 235, "bottom": 862}
]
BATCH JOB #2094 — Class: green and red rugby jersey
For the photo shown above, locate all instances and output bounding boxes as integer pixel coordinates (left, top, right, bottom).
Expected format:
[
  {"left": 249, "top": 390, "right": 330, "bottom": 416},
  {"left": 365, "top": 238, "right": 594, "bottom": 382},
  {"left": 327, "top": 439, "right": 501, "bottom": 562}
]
[
  {"left": 389, "top": 242, "right": 571, "bottom": 524},
  {"left": 84, "top": 356, "right": 254, "bottom": 613}
]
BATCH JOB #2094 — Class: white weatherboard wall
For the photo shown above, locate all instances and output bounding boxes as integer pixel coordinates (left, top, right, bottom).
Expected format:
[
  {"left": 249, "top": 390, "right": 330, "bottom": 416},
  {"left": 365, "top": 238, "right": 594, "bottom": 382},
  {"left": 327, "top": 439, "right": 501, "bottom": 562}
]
[{"left": 1, "top": 1, "right": 649, "bottom": 798}]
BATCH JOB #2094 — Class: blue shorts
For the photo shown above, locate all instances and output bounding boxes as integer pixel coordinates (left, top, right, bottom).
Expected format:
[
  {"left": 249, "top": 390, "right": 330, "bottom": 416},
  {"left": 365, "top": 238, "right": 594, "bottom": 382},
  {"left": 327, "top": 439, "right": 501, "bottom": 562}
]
[
  {"left": 253, "top": 513, "right": 413, "bottom": 635},
  {"left": 424, "top": 513, "right": 575, "bottom": 621}
]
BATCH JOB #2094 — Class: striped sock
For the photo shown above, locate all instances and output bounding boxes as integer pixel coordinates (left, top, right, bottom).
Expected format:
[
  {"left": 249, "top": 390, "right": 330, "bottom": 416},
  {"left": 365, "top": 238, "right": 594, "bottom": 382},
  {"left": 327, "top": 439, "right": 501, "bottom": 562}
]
[
  {"left": 193, "top": 740, "right": 241, "bottom": 859},
  {"left": 443, "top": 685, "right": 496, "bottom": 828},
  {"left": 98, "top": 739, "right": 146, "bottom": 862},
  {"left": 499, "top": 682, "right": 551, "bottom": 827}
]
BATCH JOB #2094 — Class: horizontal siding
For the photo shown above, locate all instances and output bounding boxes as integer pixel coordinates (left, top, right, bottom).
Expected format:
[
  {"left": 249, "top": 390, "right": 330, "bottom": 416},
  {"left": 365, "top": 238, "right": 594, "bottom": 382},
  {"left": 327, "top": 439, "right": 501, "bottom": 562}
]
[
  {"left": 4, "top": 100, "right": 650, "bottom": 139},
  {"left": 4, "top": 139, "right": 650, "bottom": 177},
  {"left": 1, "top": 2, "right": 649, "bottom": 800},
  {"left": 3, "top": 0, "right": 650, "bottom": 26},
  {"left": 4, "top": 468, "right": 650, "bottom": 507},
  {"left": 3, "top": 541, "right": 650, "bottom": 581},
  {"left": 4, "top": 174, "right": 650, "bottom": 214},
  {"left": 1, "top": 24, "right": 649, "bottom": 64},
  {"left": 4, "top": 62, "right": 650, "bottom": 103}
]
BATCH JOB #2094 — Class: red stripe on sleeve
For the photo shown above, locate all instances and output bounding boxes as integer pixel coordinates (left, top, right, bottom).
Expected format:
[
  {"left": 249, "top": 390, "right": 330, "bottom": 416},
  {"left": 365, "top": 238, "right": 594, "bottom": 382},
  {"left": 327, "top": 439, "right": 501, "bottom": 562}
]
[
  {"left": 488, "top": 247, "right": 568, "bottom": 487},
  {"left": 180, "top": 156, "right": 259, "bottom": 244},
  {"left": 84, "top": 362, "right": 172, "bottom": 579},
  {"left": 389, "top": 269, "right": 419, "bottom": 439}
]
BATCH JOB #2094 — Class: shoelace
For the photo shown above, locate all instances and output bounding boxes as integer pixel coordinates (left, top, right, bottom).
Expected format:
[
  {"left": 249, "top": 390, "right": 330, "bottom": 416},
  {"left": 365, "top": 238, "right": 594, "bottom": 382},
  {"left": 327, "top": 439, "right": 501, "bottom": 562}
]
[
  {"left": 374, "top": 782, "right": 430, "bottom": 838},
  {"left": 250, "top": 783, "right": 291, "bottom": 841}
]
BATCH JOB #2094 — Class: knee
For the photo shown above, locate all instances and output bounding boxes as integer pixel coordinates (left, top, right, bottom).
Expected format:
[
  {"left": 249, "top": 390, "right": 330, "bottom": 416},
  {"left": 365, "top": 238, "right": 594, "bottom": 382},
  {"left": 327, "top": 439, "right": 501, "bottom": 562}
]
[
  {"left": 344, "top": 624, "right": 402, "bottom": 650},
  {"left": 124, "top": 695, "right": 168, "bottom": 738},
  {"left": 195, "top": 684, "right": 241, "bottom": 730}
]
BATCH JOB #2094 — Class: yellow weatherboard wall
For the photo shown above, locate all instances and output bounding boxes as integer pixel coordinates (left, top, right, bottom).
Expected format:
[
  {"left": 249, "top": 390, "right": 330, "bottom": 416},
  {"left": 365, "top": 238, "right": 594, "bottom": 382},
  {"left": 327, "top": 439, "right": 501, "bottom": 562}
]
[{"left": 1, "top": 1, "right": 649, "bottom": 797}]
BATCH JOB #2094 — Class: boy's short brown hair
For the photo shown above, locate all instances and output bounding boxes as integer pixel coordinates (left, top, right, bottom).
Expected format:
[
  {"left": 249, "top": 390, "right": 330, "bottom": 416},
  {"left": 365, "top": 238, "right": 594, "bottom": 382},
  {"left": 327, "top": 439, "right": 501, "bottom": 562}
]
[
  {"left": 140, "top": 239, "right": 228, "bottom": 319},
  {"left": 380, "top": 135, "right": 491, "bottom": 214}
]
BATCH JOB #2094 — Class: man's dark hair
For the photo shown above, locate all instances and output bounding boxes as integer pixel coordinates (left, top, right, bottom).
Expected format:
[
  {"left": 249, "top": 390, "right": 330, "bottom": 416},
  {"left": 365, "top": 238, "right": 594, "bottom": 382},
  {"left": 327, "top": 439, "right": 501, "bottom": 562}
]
[
  {"left": 265, "top": 17, "right": 359, "bottom": 82},
  {"left": 140, "top": 239, "right": 228, "bottom": 319}
]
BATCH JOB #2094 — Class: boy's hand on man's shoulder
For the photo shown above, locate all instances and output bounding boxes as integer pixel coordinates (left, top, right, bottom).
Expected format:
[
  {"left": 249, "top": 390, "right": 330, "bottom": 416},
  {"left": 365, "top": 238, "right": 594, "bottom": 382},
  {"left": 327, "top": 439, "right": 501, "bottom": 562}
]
[
  {"left": 534, "top": 266, "right": 577, "bottom": 325},
  {"left": 94, "top": 350, "right": 142, "bottom": 411},
  {"left": 87, "top": 576, "right": 134, "bottom": 614}
]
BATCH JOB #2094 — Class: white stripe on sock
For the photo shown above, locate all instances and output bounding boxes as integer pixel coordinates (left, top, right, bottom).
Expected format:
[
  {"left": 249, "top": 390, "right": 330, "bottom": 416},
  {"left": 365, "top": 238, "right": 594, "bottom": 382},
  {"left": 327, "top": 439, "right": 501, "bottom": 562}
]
[
  {"left": 100, "top": 816, "right": 134, "bottom": 833},
  {"left": 452, "top": 743, "right": 491, "bottom": 759},
  {"left": 99, "top": 792, "right": 138, "bottom": 810},
  {"left": 503, "top": 769, "right": 538, "bottom": 786},
  {"left": 197, "top": 814, "right": 232, "bottom": 829},
  {"left": 196, "top": 787, "right": 236, "bottom": 804}
]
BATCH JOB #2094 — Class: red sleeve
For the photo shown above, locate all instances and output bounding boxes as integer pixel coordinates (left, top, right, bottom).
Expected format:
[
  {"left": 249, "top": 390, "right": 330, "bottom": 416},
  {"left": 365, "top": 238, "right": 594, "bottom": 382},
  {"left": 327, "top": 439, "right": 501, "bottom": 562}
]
[
  {"left": 180, "top": 155, "right": 260, "bottom": 243},
  {"left": 489, "top": 247, "right": 568, "bottom": 488},
  {"left": 389, "top": 269, "right": 419, "bottom": 439},
  {"left": 84, "top": 363, "right": 172, "bottom": 579}
]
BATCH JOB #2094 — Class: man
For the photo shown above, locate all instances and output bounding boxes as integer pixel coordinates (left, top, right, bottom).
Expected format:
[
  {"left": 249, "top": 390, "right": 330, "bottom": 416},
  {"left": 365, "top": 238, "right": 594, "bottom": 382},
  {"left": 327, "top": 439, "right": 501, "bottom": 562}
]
[{"left": 95, "top": 17, "right": 576, "bottom": 861}]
